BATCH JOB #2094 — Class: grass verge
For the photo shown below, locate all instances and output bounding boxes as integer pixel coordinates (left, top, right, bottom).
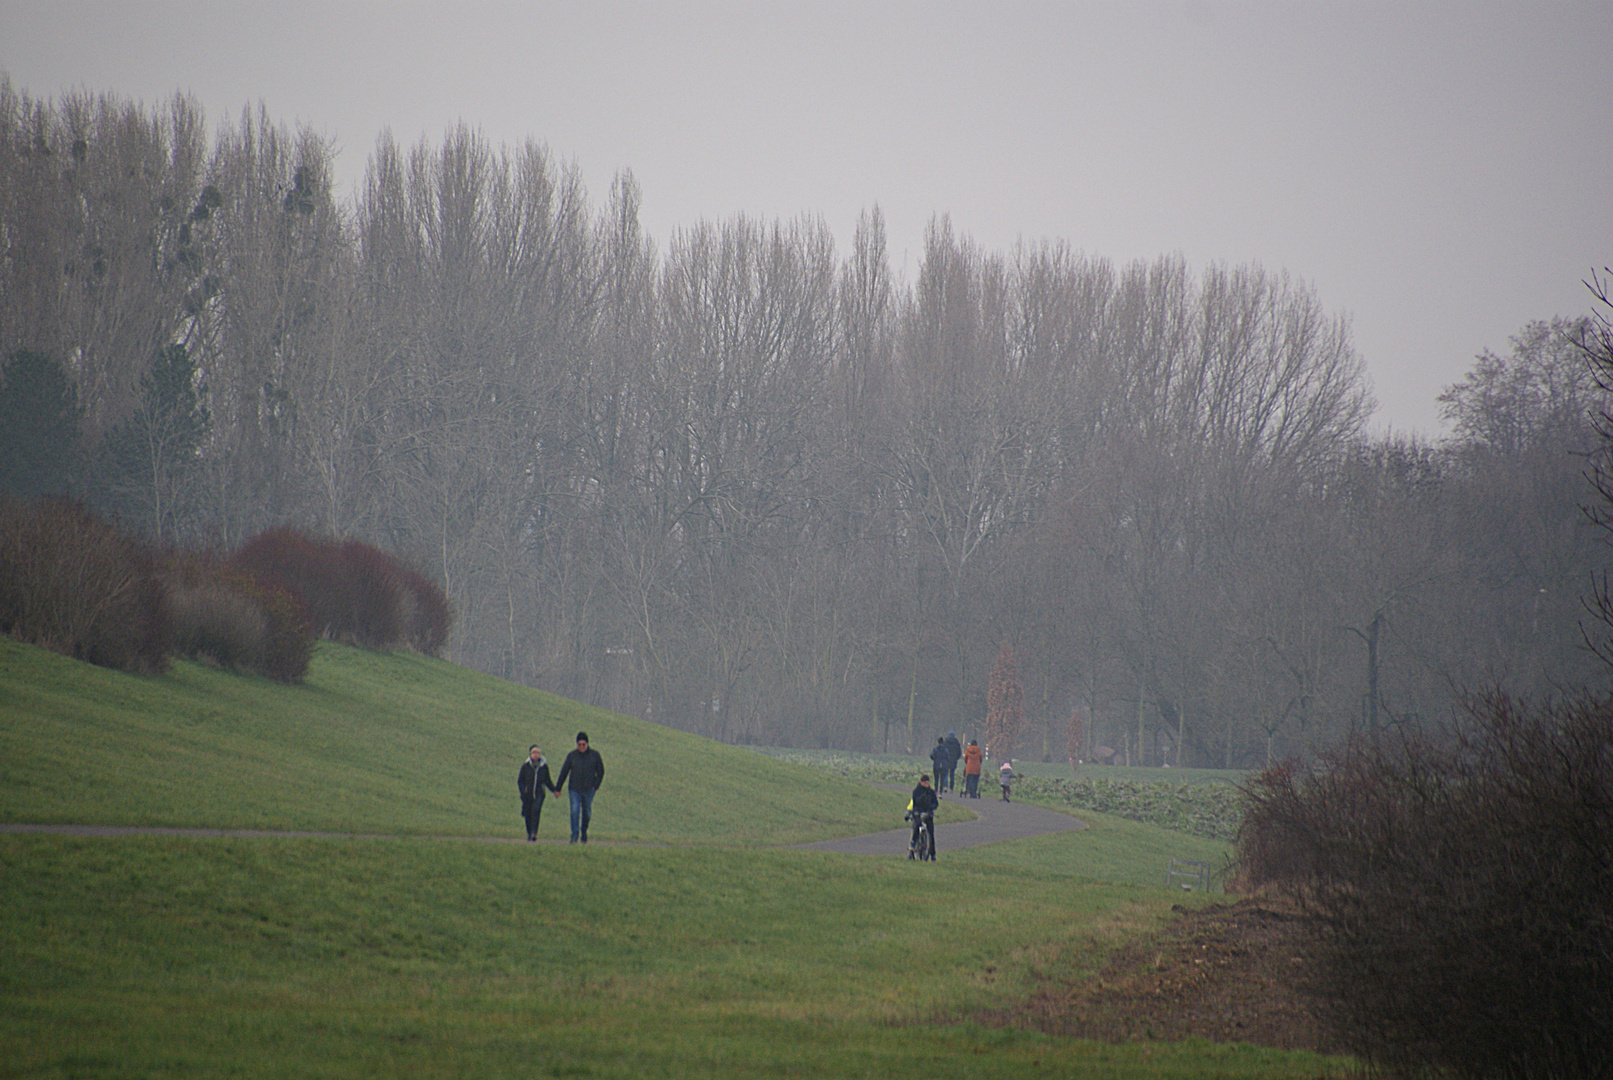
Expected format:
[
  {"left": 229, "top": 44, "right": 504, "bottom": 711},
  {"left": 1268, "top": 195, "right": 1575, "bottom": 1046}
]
[
  {"left": 0, "top": 835, "right": 1345, "bottom": 1079},
  {"left": 949, "top": 810, "right": 1234, "bottom": 888}
]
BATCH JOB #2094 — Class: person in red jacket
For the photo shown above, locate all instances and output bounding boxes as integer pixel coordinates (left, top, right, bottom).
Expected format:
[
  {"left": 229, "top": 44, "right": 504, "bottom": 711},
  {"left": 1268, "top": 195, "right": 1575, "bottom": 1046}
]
[{"left": 961, "top": 739, "right": 984, "bottom": 799}]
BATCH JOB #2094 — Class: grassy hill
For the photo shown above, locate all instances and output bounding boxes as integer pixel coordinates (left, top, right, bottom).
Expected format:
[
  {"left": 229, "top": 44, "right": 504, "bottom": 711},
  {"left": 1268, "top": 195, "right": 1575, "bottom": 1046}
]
[
  {"left": 0, "top": 637, "right": 928, "bottom": 844},
  {"left": 0, "top": 638, "right": 1342, "bottom": 1078}
]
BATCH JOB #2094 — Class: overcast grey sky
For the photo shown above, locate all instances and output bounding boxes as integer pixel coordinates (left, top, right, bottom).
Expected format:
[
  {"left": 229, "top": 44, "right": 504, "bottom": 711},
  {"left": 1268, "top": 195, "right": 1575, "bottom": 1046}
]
[{"left": 3, "top": 1, "right": 1609, "bottom": 435}]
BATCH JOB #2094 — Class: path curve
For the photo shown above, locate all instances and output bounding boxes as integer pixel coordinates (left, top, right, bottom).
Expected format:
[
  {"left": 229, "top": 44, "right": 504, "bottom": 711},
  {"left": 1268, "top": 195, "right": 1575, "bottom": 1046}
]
[{"left": 797, "top": 788, "right": 1085, "bottom": 856}]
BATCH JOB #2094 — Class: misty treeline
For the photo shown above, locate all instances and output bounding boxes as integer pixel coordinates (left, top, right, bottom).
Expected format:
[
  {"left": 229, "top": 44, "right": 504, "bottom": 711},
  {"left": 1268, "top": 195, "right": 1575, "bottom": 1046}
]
[
  {"left": 1234, "top": 281, "right": 1613, "bottom": 1080},
  {"left": 3, "top": 80, "right": 1609, "bottom": 763}
]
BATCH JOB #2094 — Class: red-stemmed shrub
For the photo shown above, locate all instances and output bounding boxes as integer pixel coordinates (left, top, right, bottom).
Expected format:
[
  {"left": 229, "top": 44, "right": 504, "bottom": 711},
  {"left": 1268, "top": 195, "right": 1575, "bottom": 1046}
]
[
  {"left": 1065, "top": 708, "right": 1085, "bottom": 773},
  {"left": 0, "top": 496, "right": 168, "bottom": 673},
  {"left": 1230, "top": 756, "right": 1335, "bottom": 890},
  {"left": 230, "top": 527, "right": 335, "bottom": 634},
  {"left": 333, "top": 538, "right": 404, "bottom": 649},
  {"left": 230, "top": 527, "right": 449, "bottom": 655},
  {"left": 984, "top": 643, "right": 1022, "bottom": 762}
]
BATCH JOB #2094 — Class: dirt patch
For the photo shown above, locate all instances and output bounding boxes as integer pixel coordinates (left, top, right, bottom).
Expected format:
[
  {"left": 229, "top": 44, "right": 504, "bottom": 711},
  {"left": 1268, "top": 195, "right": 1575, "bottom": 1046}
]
[{"left": 978, "top": 893, "right": 1342, "bottom": 1054}]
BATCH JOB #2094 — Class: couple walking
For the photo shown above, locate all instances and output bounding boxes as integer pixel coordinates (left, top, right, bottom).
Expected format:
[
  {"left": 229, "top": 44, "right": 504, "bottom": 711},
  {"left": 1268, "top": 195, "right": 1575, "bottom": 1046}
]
[
  {"left": 932, "top": 733, "right": 986, "bottom": 798},
  {"left": 929, "top": 732, "right": 964, "bottom": 792},
  {"left": 517, "top": 731, "right": 605, "bottom": 843}
]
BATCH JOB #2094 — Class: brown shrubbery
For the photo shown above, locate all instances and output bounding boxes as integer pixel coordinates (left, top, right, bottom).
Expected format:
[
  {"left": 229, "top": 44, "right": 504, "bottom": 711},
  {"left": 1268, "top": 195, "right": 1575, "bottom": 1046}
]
[
  {"left": 393, "top": 561, "right": 452, "bottom": 656},
  {"left": 0, "top": 496, "right": 168, "bottom": 673},
  {"left": 164, "top": 551, "right": 269, "bottom": 668},
  {"left": 161, "top": 551, "right": 314, "bottom": 681},
  {"left": 231, "top": 527, "right": 450, "bottom": 655},
  {"left": 1, "top": 501, "right": 446, "bottom": 680},
  {"left": 1235, "top": 699, "right": 1613, "bottom": 1080}
]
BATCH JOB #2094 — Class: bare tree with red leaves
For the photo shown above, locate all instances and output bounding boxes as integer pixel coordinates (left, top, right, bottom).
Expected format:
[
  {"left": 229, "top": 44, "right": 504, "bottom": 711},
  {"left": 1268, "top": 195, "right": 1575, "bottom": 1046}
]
[
  {"left": 985, "top": 642, "right": 1023, "bottom": 763},
  {"left": 1065, "top": 706, "right": 1085, "bottom": 772}
]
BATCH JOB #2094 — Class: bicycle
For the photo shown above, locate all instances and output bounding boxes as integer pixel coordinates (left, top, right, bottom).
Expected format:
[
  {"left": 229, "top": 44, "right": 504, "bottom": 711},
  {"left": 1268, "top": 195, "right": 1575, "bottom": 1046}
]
[{"left": 906, "top": 809, "right": 936, "bottom": 861}]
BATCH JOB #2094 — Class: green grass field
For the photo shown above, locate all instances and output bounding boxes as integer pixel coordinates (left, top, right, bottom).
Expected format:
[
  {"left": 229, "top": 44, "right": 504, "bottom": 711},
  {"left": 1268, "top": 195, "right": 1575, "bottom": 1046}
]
[
  {"left": 0, "top": 638, "right": 1345, "bottom": 1078},
  {"left": 0, "top": 638, "right": 917, "bottom": 844}
]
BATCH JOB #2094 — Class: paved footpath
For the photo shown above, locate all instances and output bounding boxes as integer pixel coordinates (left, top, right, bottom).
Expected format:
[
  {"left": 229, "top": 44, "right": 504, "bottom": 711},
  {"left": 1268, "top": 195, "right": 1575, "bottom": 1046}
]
[{"left": 797, "top": 788, "right": 1085, "bottom": 857}]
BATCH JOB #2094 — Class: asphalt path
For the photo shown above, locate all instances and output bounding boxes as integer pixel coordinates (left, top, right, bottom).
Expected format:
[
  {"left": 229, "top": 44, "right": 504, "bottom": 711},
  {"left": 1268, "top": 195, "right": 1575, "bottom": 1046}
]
[{"left": 796, "top": 787, "right": 1085, "bottom": 857}]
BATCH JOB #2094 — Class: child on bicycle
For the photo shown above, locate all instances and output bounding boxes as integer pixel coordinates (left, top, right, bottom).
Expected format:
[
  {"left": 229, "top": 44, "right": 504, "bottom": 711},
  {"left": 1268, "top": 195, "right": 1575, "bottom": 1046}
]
[{"left": 907, "top": 773, "right": 939, "bottom": 859}]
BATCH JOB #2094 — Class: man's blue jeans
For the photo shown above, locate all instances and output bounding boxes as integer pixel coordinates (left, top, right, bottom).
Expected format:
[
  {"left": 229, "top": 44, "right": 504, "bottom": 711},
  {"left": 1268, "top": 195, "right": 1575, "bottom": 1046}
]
[{"left": 568, "top": 788, "right": 596, "bottom": 842}]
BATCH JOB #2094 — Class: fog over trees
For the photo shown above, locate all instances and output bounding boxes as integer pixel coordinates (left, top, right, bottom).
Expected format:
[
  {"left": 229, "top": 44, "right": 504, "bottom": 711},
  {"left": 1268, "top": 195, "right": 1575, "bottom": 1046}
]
[{"left": 4, "top": 81, "right": 1608, "bottom": 764}]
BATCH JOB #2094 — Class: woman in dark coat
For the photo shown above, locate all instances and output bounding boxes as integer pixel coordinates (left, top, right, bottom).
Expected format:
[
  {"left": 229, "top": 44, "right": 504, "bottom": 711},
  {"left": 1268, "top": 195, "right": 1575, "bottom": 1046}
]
[{"left": 517, "top": 745, "right": 559, "bottom": 841}]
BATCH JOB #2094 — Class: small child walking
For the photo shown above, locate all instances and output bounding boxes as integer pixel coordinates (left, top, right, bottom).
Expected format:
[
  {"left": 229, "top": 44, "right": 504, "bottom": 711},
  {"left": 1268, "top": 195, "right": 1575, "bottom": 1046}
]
[{"left": 998, "top": 759, "right": 1015, "bottom": 802}]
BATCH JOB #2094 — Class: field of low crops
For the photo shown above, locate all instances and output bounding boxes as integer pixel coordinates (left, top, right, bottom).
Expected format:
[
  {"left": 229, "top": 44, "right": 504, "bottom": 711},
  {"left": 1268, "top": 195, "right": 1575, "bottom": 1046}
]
[{"left": 751, "top": 747, "right": 1248, "bottom": 840}]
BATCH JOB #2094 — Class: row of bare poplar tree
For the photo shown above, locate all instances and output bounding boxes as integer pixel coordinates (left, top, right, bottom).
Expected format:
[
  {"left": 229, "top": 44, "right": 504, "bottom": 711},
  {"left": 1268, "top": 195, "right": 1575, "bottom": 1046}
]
[{"left": 3, "top": 79, "right": 1608, "bottom": 764}]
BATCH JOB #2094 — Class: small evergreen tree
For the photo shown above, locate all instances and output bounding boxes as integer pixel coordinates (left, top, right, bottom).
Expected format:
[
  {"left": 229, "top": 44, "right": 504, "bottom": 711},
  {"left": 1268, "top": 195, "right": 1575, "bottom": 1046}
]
[
  {"left": 96, "top": 344, "right": 210, "bottom": 543},
  {"left": 0, "top": 350, "right": 84, "bottom": 499}
]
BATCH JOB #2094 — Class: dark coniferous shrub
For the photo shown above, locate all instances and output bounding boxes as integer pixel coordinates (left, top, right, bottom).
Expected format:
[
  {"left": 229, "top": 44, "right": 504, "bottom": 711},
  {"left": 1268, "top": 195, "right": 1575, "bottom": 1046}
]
[
  {"left": 1235, "top": 700, "right": 1613, "bottom": 1080},
  {"left": 0, "top": 496, "right": 168, "bottom": 673},
  {"left": 0, "top": 350, "right": 85, "bottom": 500}
]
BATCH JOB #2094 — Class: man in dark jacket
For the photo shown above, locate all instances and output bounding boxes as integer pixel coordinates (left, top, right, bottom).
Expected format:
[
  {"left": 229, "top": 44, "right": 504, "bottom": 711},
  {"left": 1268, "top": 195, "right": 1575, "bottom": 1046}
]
[
  {"left": 555, "top": 730, "right": 605, "bottom": 843},
  {"left": 908, "top": 773, "right": 939, "bottom": 859},
  {"left": 929, "top": 736, "right": 951, "bottom": 791},
  {"left": 943, "top": 731, "right": 963, "bottom": 792},
  {"left": 517, "top": 745, "right": 559, "bottom": 841}
]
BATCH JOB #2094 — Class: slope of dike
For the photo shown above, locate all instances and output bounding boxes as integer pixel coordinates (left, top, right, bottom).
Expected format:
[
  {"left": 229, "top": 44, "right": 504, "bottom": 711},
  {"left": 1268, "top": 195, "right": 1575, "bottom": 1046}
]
[{"left": 0, "top": 638, "right": 901, "bottom": 846}]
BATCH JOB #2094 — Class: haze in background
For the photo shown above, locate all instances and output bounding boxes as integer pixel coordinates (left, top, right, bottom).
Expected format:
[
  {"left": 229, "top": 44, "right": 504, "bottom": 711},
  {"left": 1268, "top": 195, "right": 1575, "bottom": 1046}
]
[{"left": 3, "top": 0, "right": 1609, "bottom": 435}]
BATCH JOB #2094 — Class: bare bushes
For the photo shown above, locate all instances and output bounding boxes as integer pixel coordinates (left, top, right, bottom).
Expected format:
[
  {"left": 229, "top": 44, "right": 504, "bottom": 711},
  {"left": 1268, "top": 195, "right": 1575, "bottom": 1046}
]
[
  {"left": 0, "top": 496, "right": 167, "bottom": 672},
  {"left": 0, "top": 500, "right": 432, "bottom": 681},
  {"left": 165, "top": 553, "right": 267, "bottom": 665},
  {"left": 393, "top": 562, "right": 451, "bottom": 655},
  {"left": 231, "top": 528, "right": 450, "bottom": 655},
  {"left": 161, "top": 552, "right": 313, "bottom": 681},
  {"left": 1235, "top": 699, "right": 1613, "bottom": 1080}
]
